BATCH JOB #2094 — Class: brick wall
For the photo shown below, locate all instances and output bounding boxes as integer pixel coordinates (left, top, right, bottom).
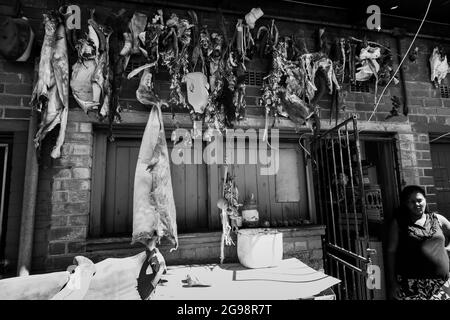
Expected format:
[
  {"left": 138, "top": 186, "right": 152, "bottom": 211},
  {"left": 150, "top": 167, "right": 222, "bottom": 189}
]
[
  {"left": 61, "top": 226, "right": 325, "bottom": 273},
  {"left": 1, "top": 0, "right": 450, "bottom": 275},
  {"left": 34, "top": 121, "right": 93, "bottom": 271}
]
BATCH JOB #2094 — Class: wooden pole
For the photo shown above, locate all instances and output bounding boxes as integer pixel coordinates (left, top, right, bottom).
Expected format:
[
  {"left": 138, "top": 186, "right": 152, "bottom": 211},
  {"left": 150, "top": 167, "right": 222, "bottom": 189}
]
[{"left": 16, "top": 108, "right": 39, "bottom": 276}]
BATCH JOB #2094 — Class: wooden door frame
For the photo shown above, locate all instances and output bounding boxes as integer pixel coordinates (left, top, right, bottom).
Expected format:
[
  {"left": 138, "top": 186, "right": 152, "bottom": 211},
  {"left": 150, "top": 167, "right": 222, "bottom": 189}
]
[{"left": 90, "top": 125, "right": 317, "bottom": 238}]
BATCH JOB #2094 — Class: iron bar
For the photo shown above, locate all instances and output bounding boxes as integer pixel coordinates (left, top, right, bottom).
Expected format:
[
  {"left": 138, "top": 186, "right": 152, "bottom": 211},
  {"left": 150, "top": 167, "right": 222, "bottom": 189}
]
[
  {"left": 326, "top": 243, "right": 370, "bottom": 263},
  {"left": 330, "top": 136, "right": 344, "bottom": 248},
  {"left": 324, "top": 138, "right": 338, "bottom": 245},
  {"left": 353, "top": 118, "right": 370, "bottom": 258},
  {"left": 0, "top": 144, "right": 8, "bottom": 252},
  {"left": 337, "top": 129, "right": 352, "bottom": 250},
  {"left": 327, "top": 253, "right": 363, "bottom": 274},
  {"left": 345, "top": 123, "right": 361, "bottom": 241}
]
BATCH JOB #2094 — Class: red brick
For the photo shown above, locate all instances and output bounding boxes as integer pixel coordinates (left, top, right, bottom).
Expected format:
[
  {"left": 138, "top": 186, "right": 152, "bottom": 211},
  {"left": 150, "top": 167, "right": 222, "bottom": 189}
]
[
  {"left": 79, "top": 123, "right": 92, "bottom": 133},
  {"left": 4, "top": 84, "right": 33, "bottom": 95},
  {"left": 408, "top": 98, "right": 424, "bottom": 107},
  {"left": 51, "top": 202, "right": 89, "bottom": 215},
  {"left": 52, "top": 191, "right": 69, "bottom": 203},
  {"left": 50, "top": 227, "right": 86, "bottom": 241},
  {"left": 21, "top": 97, "right": 31, "bottom": 107},
  {"left": 355, "top": 103, "right": 375, "bottom": 111},
  {"left": 66, "top": 122, "right": 79, "bottom": 133},
  {"left": 53, "top": 169, "right": 71, "bottom": 179},
  {"left": 424, "top": 98, "right": 443, "bottom": 107},
  {"left": 414, "top": 143, "right": 430, "bottom": 151},
  {"left": 417, "top": 159, "right": 432, "bottom": 167},
  {"left": 72, "top": 145, "right": 91, "bottom": 155},
  {"left": 45, "top": 255, "right": 76, "bottom": 271},
  {"left": 67, "top": 242, "right": 86, "bottom": 253},
  {"left": 72, "top": 168, "right": 90, "bottom": 179},
  {"left": 419, "top": 176, "right": 434, "bottom": 185},
  {"left": 421, "top": 152, "right": 431, "bottom": 160},
  {"left": 4, "top": 108, "right": 30, "bottom": 118},
  {"left": 2, "top": 61, "right": 34, "bottom": 73},
  {"left": 65, "top": 132, "right": 92, "bottom": 144},
  {"left": 409, "top": 90, "right": 431, "bottom": 98},
  {"left": 52, "top": 155, "right": 92, "bottom": 168},
  {"left": 0, "top": 73, "right": 21, "bottom": 83},
  {"left": 54, "top": 179, "right": 91, "bottom": 192},
  {"left": 68, "top": 190, "right": 90, "bottom": 203},
  {"left": 426, "top": 186, "right": 436, "bottom": 194},
  {"left": 0, "top": 108, "right": 3, "bottom": 118},
  {"left": 49, "top": 242, "right": 66, "bottom": 255},
  {"left": 409, "top": 115, "right": 427, "bottom": 123},
  {"left": 344, "top": 93, "right": 365, "bottom": 103},
  {"left": 51, "top": 215, "right": 67, "bottom": 227},
  {"left": 68, "top": 215, "right": 89, "bottom": 227}
]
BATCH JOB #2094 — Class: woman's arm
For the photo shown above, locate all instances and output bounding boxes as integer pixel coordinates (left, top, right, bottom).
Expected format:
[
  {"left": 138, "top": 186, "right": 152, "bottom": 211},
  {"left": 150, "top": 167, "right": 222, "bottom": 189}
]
[
  {"left": 386, "top": 218, "right": 400, "bottom": 300},
  {"left": 436, "top": 214, "right": 450, "bottom": 252}
]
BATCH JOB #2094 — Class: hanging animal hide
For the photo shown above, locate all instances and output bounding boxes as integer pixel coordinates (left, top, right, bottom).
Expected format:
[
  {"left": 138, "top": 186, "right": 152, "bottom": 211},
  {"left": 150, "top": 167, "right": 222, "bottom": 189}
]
[
  {"left": 430, "top": 47, "right": 449, "bottom": 87},
  {"left": 132, "top": 104, "right": 178, "bottom": 250},
  {"left": 355, "top": 46, "right": 380, "bottom": 82},
  {"left": 31, "top": 12, "right": 69, "bottom": 159}
]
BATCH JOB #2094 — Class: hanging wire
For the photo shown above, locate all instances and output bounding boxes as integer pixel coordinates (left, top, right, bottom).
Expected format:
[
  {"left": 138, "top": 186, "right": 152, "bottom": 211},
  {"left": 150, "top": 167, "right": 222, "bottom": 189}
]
[
  {"left": 430, "top": 132, "right": 450, "bottom": 143},
  {"left": 367, "top": 0, "right": 433, "bottom": 122}
]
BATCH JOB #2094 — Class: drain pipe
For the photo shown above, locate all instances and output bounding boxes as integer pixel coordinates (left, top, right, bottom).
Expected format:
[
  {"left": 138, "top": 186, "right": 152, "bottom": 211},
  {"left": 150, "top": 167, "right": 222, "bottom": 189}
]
[
  {"left": 16, "top": 108, "right": 39, "bottom": 276},
  {"left": 393, "top": 28, "right": 410, "bottom": 116}
]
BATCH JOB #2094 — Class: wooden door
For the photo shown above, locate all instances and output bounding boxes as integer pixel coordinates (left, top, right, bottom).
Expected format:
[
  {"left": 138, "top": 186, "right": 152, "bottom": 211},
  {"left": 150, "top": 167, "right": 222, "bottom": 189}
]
[
  {"left": 208, "top": 141, "right": 309, "bottom": 230},
  {"left": 100, "top": 137, "right": 208, "bottom": 237},
  {"left": 430, "top": 143, "right": 450, "bottom": 219}
]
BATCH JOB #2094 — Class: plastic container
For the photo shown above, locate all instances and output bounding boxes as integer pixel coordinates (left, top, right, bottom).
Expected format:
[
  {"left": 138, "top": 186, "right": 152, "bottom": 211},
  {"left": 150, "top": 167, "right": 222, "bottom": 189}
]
[
  {"left": 241, "top": 194, "right": 259, "bottom": 227},
  {"left": 237, "top": 228, "right": 283, "bottom": 268}
]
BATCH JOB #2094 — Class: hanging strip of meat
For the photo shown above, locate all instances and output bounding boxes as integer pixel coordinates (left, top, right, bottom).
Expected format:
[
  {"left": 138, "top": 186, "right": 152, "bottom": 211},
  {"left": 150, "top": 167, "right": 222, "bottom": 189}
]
[
  {"left": 50, "top": 23, "right": 69, "bottom": 158},
  {"left": 132, "top": 104, "right": 178, "bottom": 250},
  {"left": 30, "top": 13, "right": 58, "bottom": 112},
  {"left": 32, "top": 13, "right": 70, "bottom": 159}
]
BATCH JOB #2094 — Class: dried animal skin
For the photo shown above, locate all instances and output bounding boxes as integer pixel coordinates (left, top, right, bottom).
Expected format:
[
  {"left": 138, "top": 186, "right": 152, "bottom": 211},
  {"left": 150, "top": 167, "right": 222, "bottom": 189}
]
[
  {"left": 430, "top": 47, "right": 449, "bottom": 86},
  {"left": 132, "top": 105, "right": 178, "bottom": 250},
  {"left": 30, "top": 13, "right": 58, "bottom": 112},
  {"left": 136, "top": 67, "right": 159, "bottom": 105},
  {"left": 49, "top": 23, "right": 69, "bottom": 158},
  {"left": 32, "top": 14, "right": 69, "bottom": 159},
  {"left": 71, "top": 58, "right": 99, "bottom": 112}
]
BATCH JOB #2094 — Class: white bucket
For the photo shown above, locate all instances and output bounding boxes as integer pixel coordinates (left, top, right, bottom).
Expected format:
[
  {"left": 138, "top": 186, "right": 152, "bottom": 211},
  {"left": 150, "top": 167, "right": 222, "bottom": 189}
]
[{"left": 237, "top": 228, "right": 283, "bottom": 268}]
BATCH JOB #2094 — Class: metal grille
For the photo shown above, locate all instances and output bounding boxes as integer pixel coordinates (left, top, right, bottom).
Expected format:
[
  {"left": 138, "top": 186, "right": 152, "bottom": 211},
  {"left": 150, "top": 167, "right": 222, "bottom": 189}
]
[
  {"left": 311, "top": 115, "right": 375, "bottom": 300},
  {"left": 350, "top": 82, "right": 370, "bottom": 93},
  {"left": 0, "top": 144, "right": 8, "bottom": 263},
  {"left": 440, "top": 85, "right": 450, "bottom": 99},
  {"left": 245, "top": 71, "right": 265, "bottom": 86}
]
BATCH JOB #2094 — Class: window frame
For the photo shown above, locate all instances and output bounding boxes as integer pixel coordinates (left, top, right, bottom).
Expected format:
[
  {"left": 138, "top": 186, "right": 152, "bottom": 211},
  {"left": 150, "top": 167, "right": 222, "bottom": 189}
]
[{"left": 90, "top": 125, "right": 317, "bottom": 239}]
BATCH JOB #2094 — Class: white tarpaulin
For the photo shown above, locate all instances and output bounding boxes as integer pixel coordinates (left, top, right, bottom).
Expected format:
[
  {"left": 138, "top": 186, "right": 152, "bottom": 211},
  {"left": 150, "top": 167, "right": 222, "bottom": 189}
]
[{"left": 153, "top": 258, "right": 341, "bottom": 300}]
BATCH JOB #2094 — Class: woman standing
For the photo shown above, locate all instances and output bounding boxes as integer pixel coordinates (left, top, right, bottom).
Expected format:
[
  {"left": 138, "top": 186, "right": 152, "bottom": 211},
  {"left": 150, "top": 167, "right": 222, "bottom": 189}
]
[{"left": 387, "top": 185, "right": 450, "bottom": 300}]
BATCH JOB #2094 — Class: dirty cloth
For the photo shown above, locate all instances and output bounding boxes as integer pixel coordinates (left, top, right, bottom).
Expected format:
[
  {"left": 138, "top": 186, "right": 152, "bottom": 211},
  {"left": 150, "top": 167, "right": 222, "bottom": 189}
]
[
  {"left": 182, "top": 72, "right": 209, "bottom": 113},
  {"left": 132, "top": 105, "right": 178, "bottom": 249},
  {"left": 152, "top": 258, "right": 340, "bottom": 300},
  {"left": 430, "top": 47, "right": 449, "bottom": 86},
  {"left": 31, "top": 14, "right": 69, "bottom": 159},
  {"left": 355, "top": 46, "right": 380, "bottom": 82}
]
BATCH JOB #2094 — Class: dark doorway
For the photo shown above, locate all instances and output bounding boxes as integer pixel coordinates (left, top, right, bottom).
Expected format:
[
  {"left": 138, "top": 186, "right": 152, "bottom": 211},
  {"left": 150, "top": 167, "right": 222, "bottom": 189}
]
[{"left": 430, "top": 142, "right": 450, "bottom": 220}]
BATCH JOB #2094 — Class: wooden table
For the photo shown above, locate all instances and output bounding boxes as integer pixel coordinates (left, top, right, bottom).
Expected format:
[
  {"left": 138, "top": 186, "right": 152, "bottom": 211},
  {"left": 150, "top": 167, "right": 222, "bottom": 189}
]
[{"left": 153, "top": 258, "right": 340, "bottom": 300}]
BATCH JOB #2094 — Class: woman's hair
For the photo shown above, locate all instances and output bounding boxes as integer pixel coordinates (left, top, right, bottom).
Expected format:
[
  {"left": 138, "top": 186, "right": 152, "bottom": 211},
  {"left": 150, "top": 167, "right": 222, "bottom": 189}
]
[{"left": 400, "top": 185, "right": 427, "bottom": 204}]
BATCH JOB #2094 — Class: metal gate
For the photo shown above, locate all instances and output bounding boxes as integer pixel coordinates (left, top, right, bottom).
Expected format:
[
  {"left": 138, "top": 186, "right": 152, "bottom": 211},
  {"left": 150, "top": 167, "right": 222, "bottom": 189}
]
[
  {"left": 311, "top": 115, "right": 375, "bottom": 300},
  {"left": 0, "top": 144, "right": 9, "bottom": 263}
]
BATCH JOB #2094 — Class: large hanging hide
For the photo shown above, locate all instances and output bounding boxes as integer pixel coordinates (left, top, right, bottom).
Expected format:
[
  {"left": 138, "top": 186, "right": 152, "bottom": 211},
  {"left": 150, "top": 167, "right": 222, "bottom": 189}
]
[{"left": 132, "top": 104, "right": 178, "bottom": 250}]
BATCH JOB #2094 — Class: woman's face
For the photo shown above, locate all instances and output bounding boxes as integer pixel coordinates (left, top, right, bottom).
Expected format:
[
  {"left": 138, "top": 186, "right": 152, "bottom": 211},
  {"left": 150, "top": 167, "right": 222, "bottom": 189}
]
[{"left": 405, "top": 192, "right": 427, "bottom": 218}]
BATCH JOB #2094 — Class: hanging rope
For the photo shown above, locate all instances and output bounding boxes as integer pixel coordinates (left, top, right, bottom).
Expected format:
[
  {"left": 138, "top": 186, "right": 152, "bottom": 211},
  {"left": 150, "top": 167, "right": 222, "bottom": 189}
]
[{"left": 367, "top": 0, "right": 433, "bottom": 122}]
